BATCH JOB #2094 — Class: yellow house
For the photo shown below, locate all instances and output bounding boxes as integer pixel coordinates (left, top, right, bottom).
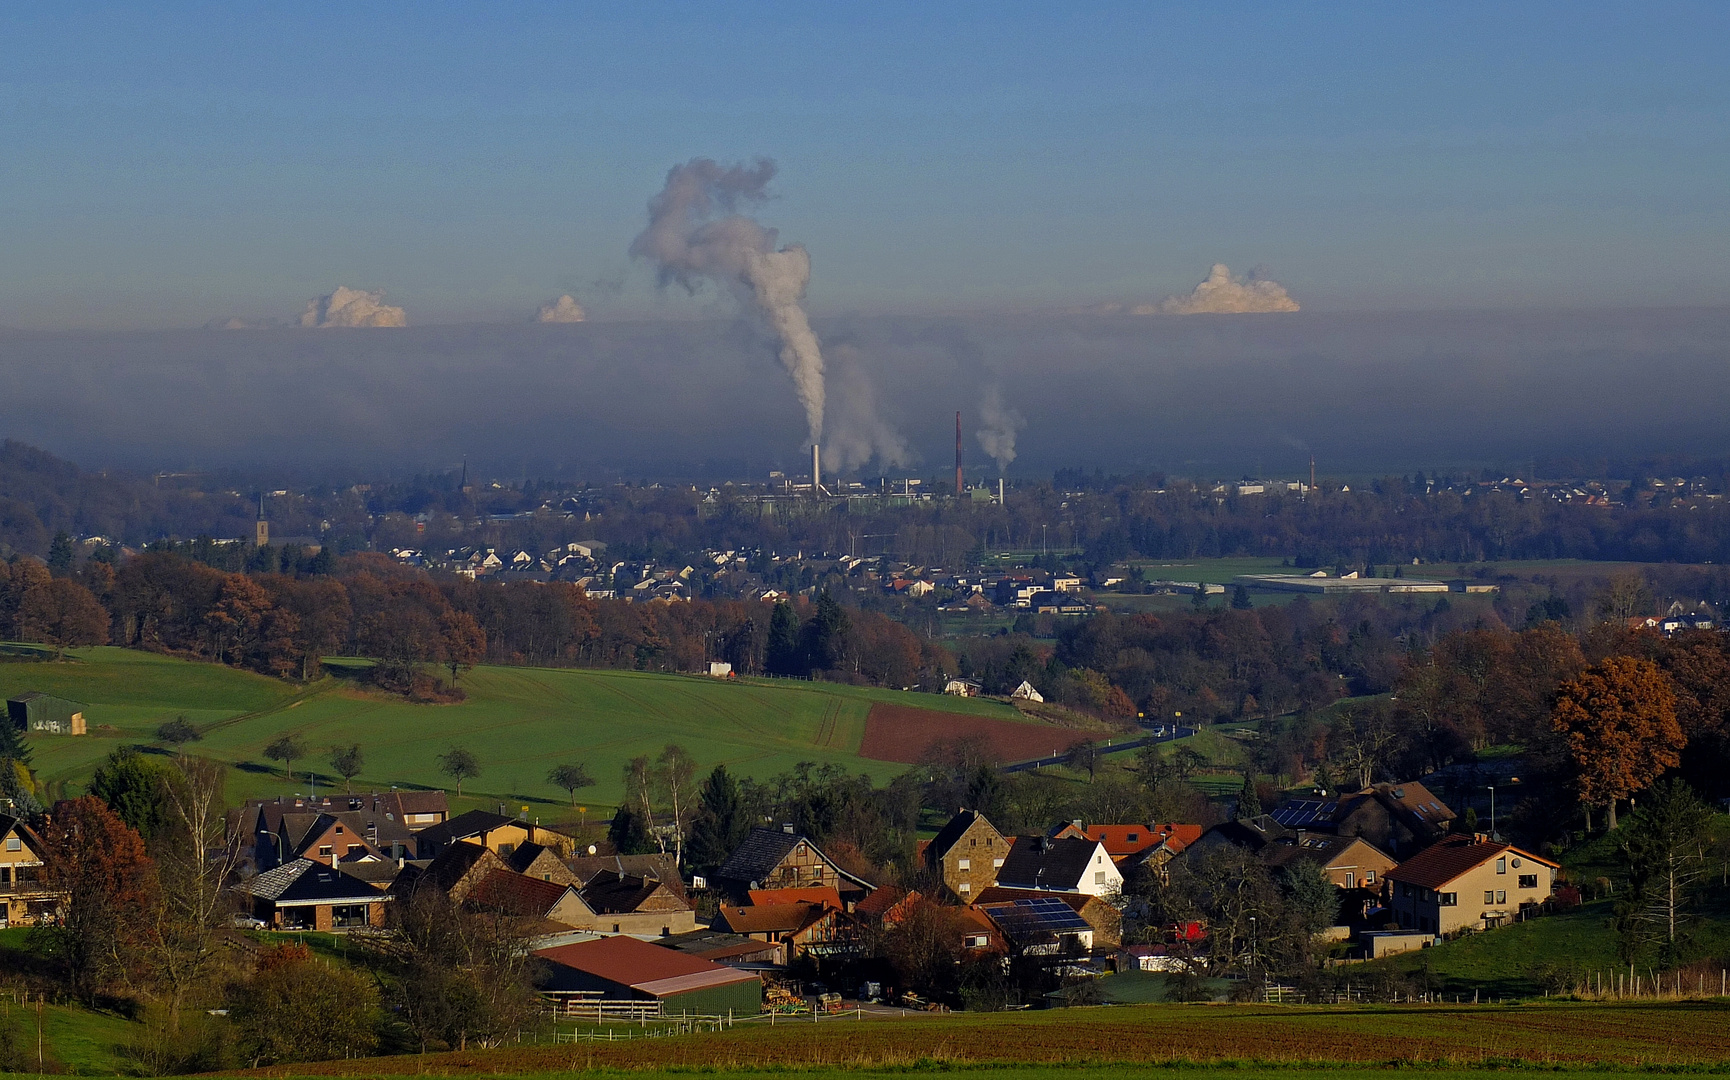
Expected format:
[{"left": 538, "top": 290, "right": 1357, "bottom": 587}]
[
  {"left": 1, "top": 814, "right": 65, "bottom": 927},
  {"left": 414, "top": 809, "right": 574, "bottom": 861},
  {"left": 1387, "top": 836, "right": 1558, "bottom": 935}
]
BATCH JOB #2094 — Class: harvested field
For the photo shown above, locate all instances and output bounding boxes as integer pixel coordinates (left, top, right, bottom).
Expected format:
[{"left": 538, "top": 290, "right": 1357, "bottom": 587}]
[
  {"left": 234, "top": 1001, "right": 1730, "bottom": 1076},
  {"left": 858, "top": 702, "right": 1090, "bottom": 764}
]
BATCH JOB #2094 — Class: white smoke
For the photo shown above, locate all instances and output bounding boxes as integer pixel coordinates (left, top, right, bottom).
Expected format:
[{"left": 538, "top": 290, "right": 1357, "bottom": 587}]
[
  {"left": 1155, "top": 264, "right": 1299, "bottom": 315},
  {"left": 976, "top": 384, "right": 1023, "bottom": 472},
  {"left": 536, "top": 295, "right": 587, "bottom": 323},
  {"left": 299, "top": 286, "right": 407, "bottom": 328},
  {"left": 630, "top": 158, "right": 825, "bottom": 443},
  {"left": 822, "top": 345, "right": 909, "bottom": 471}
]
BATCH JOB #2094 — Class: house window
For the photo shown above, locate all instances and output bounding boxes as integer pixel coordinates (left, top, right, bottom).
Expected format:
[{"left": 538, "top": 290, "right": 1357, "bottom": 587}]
[
  {"left": 1495, "top": 857, "right": 1506, "bottom": 874},
  {"left": 993, "top": 858, "right": 1004, "bottom": 868},
  {"left": 1438, "top": 892, "right": 1457, "bottom": 907},
  {"left": 1128, "top": 833, "right": 1138, "bottom": 843},
  {"left": 319, "top": 845, "right": 333, "bottom": 858},
  {"left": 331, "top": 904, "right": 368, "bottom": 929},
  {"left": 1495, "top": 890, "right": 1506, "bottom": 904},
  {"left": 1095, "top": 871, "right": 1107, "bottom": 885},
  {"left": 4, "top": 837, "right": 20, "bottom": 851},
  {"left": 1518, "top": 874, "right": 1538, "bottom": 889},
  {"left": 1365, "top": 870, "right": 1375, "bottom": 884},
  {"left": 968, "top": 838, "right": 976, "bottom": 847},
  {"left": 347, "top": 844, "right": 362, "bottom": 855},
  {"left": 500, "top": 843, "right": 515, "bottom": 856},
  {"left": 958, "top": 883, "right": 971, "bottom": 894},
  {"left": 957, "top": 858, "right": 971, "bottom": 870},
  {"left": 612, "top": 924, "right": 621, "bottom": 933},
  {"left": 1484, "top": 890, "right": 1495, "bottom": 904},
  {"left": 334, "top": 825, "right": 343, "bottom": 834},
  {"left": 966, "top": 934, "right": 989, "bottom": 948},
  {"left": 1344, "top": 872, "right": 1356, "bottom": 888}
]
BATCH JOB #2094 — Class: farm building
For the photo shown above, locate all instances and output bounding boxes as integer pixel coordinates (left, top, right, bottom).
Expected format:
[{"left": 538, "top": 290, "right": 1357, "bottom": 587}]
[
  {"left": 533, "top": 935, "right": 762, "bottom": 1015},
  {"left": 6, "top": 693, "right": 85, "bottom": 735}
]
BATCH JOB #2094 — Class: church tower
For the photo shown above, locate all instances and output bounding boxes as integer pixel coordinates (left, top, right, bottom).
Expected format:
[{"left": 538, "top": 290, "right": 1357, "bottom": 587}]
[{"left": 255, "top": 492, "right": 269, "bottom": 547}]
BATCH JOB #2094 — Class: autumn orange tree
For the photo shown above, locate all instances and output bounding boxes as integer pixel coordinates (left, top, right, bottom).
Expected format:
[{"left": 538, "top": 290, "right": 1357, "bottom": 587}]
[
  {"left": 1550, "top": 656, "right": 1684, "bottom": 830},
  {"left": 38, "top": 795, "right": 158, "bottom": 1000}
]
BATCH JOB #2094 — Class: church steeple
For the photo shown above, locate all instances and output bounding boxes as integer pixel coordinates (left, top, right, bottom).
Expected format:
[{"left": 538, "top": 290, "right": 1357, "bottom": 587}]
[{"left": 255, "top": 492, "right": 269, "bottom": 547}]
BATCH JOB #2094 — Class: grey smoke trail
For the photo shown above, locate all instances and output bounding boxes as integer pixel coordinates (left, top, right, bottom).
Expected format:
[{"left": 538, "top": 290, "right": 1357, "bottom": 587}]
[
  {"left": 976, "top": 384, "right": 1023, "bottom": 472},
  {"left": 823, "top": 344, "right": 909, "bottom": 471},
  {"left": 630, "top": 158, "right": 826, "bottom": 443}
]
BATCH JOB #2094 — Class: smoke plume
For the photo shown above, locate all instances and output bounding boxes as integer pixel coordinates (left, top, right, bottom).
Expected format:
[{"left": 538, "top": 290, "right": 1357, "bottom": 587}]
[
  {"left": 630, "top": 158, "right": 826, "bottom": 442},
  {"left": 299, "top": 286, "right": 407, "bottom": 328},
  {"left": 822, "top": 345, "right": 909, "bottom": 471},
  {"left": 536, "top": 295, "right": 587, "bottom": 323},
  {"left": 1156, "top": 264, "right": 1299, "bottom": 314},
  {"left": 976, "top": 384, "right": 1023, "bottom": 473}
]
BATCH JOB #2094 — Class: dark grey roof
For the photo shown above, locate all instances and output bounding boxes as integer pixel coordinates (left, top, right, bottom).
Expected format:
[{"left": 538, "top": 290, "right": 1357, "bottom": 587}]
[
  {"left": 413, "top": 809, "right": 518, "bottom": 854},
  {"left": 928, "top": 810, "right": 992, "bottom": 861},
  {"left": 995, "top": 835, "right": 1100, "bottom": 891},
  {"left": 241, "top": 858, "right": 386, "bottom": 904},
  {"left": 713, "top": 827, "right": 802, "bottom": 885},
  {"left": 1189, "top": 815, "right": 1292, "bottom": 857}
]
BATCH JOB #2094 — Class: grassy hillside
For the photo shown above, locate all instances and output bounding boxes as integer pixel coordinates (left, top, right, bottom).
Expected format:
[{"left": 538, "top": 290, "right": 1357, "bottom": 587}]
[{"left": 0, "top": 648, "right": 1035, "bottom": 812}]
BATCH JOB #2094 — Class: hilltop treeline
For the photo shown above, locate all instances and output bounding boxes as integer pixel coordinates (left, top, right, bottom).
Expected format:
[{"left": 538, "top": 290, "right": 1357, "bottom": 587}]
[{"left": 0, "top": 550, "right": 940, "bottom": 694}]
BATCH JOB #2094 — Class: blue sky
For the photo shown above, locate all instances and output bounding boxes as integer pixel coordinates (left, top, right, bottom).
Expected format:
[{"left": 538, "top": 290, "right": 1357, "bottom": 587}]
[{"left": 1, "top": 2, "right": 1726, "bottom": 329}]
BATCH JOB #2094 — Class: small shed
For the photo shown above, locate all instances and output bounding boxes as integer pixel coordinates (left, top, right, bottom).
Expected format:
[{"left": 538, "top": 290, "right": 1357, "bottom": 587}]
[{"left": 6, "top": 693, "right": 85, "bottom": 736}]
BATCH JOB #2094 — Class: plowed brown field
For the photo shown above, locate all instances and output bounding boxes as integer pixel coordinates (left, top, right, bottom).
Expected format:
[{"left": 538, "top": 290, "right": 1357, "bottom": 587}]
[
  {"left": 858, "top": 702, "right": 1090, "bottom": 764},
  {"left": 232, "top": 1001, "right": 1730, "bottom": 1076}
]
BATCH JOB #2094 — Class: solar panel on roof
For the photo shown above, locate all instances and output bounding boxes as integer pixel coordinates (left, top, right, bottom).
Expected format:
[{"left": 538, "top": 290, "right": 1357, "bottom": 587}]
[{"left": 982, "top": 897, "right": 1092, "bottom": 938}]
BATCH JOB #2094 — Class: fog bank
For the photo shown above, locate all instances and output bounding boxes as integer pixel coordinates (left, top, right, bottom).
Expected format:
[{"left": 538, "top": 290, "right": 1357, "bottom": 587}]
[{"left": 1, "top": 308, "right": 1726, "bottom": 479}]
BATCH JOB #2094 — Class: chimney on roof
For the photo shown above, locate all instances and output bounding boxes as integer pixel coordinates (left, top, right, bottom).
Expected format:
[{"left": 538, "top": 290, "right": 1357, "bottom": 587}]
[{"left": 782, "top": 822, "right": 795, "bottom": 834}]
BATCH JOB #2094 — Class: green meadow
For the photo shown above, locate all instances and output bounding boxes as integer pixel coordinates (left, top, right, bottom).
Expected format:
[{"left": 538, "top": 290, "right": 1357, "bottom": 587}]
[{"left": 0, "top": 648, "right": 1027, "bottom": 815}]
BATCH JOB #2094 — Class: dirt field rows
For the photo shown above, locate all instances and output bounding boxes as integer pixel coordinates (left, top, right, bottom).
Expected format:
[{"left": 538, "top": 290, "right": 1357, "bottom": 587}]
[
  {"left": 229, "top": 1001, "right": 1730, "bottom": 1075},
  {"left": 858, "top": 702, "right": 1090, "bottom": 764}
]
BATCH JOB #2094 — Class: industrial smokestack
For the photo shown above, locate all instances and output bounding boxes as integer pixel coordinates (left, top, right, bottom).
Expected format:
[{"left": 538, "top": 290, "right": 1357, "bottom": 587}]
[
  {"left": 1309, "top": 454, "right": 1316, "bottom": 499},
  {"left": 999, "top": 477, "right": 1005, "bottom": 505},
  {"left": 955, "top": 411, "right": 963, "bottom": 496},
  {"left": 813, "top": 443, "right": 822, "bottom": 498}
]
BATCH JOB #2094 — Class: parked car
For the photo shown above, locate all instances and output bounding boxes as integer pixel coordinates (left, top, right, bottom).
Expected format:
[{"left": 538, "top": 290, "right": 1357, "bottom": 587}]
[{"left": 229, "top": 914, "right": 268, "bottom": 930}]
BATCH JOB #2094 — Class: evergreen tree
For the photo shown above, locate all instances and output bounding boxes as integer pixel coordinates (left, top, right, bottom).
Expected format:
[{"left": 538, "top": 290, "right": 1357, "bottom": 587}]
[
  {"left": 607, "top": 805, "right": 652, "bottom": 855},
  {"left": 765, "top": 601, "right": 803, "bottom": 676},
  {"left": 1235, "top": 772, "right": 1263, "bottom": 820},
  {"left": 801, "top": 590, "right": 850, "bottom": 673},
  {"left": 47, "top": 530, "right": 74, "bottom": 573},
  {"left": 1231, "top": 584, "right": 1253, "bottom": 610},
  {"left": 686, "top": 765, "right": 748, "bottom": 873},
  {"left": 0, "top": 721, "right": 31, "bottom": 768}
]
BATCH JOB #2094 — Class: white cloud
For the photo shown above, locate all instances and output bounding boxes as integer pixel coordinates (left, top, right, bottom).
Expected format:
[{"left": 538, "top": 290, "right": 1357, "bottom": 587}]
[
  {"left": 299, "top": 286, "right": 407, "bottom": 328},
  {"left": 536, "top": 295, "right": 586, "bottom": 323},
  {"left": 1155, "top": 264, "right": 1299, "bottom": 314}
]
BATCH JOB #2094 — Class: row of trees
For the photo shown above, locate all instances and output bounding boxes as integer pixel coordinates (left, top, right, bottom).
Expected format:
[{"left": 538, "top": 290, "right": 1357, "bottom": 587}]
[{"left": 9, "top": 546, "right": 940, "bottom": 695}]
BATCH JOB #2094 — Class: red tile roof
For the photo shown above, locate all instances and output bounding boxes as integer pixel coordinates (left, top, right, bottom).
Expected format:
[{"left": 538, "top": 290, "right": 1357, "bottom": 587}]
[
  {"left": 534, "top": 935, "right": 757, "bottom": 993},
  {"left": 854, "top": 886, "right": 912, "bottom": 919},
  {"left": 1386, "top": 836, "right": 1558, "bottom": 890},
  {"left": 748, "top": 886, "right": 844, "bottom": 911},
  {"left": 469, "top": 869, "right": 576, "bottom": 917},
  {"left": 1061, "top": 822, "right": 1204, "bottom": 857},
  {"left": 716, "top": 902, "right": 830, "bottom": 935}
]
